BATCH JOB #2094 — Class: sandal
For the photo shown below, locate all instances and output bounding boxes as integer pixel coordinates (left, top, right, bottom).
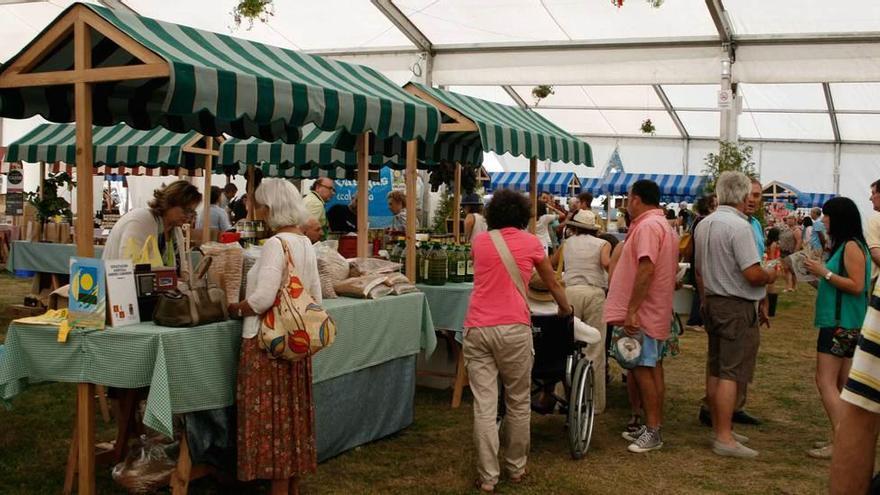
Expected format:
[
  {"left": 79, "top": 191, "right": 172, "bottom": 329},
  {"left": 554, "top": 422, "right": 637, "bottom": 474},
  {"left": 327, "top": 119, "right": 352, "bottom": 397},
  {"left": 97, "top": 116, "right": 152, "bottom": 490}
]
[
  {"left": 475, "top": 479, "right": 494, "bottom": 493},
  {"left": 509, "top": 469, "right": 528, "bottom": 484}
]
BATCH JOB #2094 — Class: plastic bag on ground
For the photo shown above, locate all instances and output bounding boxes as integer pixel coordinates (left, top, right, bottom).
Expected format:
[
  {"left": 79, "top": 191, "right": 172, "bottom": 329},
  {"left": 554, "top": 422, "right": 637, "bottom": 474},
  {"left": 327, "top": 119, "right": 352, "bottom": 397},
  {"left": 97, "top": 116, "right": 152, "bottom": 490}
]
[{"left": 111, "top": 435, "right": 178, "bottom": 494}]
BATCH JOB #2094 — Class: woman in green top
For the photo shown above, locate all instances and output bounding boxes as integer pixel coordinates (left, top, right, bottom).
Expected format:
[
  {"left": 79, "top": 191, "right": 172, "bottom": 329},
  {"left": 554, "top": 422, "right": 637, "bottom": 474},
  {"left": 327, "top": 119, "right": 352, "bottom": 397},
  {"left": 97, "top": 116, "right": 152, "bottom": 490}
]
[{"left": 804, "top": 197, "right": 870, "bottom": 460}]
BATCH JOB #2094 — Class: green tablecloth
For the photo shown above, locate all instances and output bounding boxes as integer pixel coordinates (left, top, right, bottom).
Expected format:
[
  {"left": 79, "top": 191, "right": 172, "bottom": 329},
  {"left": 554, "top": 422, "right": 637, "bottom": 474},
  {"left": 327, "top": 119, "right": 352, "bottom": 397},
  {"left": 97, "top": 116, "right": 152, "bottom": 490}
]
[
  {"left": 7, "top": 241, "right": 105, "bottom": 274},
  {"left": 416, "top": 282, "right": 473, "bottom": 332},
  {"left": 7, "top": 241, "right": 203, "bottom": 275},
  {"left": 0, "top": 293, "right": 435, "bottom": 439}
]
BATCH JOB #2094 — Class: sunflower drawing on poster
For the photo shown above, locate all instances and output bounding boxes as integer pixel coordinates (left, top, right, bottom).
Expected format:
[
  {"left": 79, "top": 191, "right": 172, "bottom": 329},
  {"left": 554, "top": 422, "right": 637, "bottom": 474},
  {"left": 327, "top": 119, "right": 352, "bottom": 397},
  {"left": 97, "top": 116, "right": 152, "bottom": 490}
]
[
  {"left": 325, "top": 167, "right": 394, "bottom": 229},
  {"left": 69, "top": 257, "right": 106, "bottom": 329}
]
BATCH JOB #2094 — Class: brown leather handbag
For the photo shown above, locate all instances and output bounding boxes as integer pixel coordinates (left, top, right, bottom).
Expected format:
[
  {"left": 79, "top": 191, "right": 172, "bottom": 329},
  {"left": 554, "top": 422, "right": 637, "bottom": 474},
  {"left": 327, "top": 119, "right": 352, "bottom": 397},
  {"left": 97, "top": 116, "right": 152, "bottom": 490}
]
[{"left": 153, "top": 257, "right": 228, "bottom": 327}]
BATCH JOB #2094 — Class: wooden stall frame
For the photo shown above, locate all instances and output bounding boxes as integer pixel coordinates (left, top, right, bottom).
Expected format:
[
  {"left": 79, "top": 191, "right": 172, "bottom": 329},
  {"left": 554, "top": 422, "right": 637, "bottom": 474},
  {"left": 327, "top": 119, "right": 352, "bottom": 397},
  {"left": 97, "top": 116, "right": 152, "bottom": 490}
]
[
  {"left": 452, "top": 162, "right": 461, "bottom": 244},
  {"left": 529, "top": 157, "right": 537, "bottom": 234},
  {"left": 0, "top": 7, "right": 172, "bottom": 494},
  {"left": 405, "top": 141, "right": 418, "bottom": 281},
  {"left": 356, "top": 133, "right": 370, "bottom": 258}
]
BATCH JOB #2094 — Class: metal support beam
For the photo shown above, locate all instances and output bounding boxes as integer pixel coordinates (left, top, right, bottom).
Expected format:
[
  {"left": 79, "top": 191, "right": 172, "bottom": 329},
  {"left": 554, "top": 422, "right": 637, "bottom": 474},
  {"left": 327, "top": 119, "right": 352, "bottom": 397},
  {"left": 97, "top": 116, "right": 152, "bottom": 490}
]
[
  {"left": 572, "top": 133, "right": 880, "bottom": 146},
  {"left": 822, "top": 82, "right": 841, "bottom": 143},
  {"left": 530, "top": 104, "right": 880, "bottom": 115},
  {"left": 719, "top": 55, "right": 739, "bottom": 145},
  {"left": 833, "top": 142, "right": 841, "bottom": 194},
  {"left": 653, "top": 84, "right": 688, "bottom": 139},
  {"left": 705, "top": 0, "right": 732, "bottom": 45},
  {"left": 502, "top": 85, "right": 528, "bottom": 109},
  {"left": 370, "top": 0, "right": 432, "bottom": 53}
]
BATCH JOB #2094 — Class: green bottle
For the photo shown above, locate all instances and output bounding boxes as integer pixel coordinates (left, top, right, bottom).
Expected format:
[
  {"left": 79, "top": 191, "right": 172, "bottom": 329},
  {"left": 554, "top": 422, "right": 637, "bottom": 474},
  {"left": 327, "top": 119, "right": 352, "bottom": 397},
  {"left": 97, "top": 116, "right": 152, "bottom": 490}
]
[{"left": 464, "top": 244, "right": 474, "bottom": 282}]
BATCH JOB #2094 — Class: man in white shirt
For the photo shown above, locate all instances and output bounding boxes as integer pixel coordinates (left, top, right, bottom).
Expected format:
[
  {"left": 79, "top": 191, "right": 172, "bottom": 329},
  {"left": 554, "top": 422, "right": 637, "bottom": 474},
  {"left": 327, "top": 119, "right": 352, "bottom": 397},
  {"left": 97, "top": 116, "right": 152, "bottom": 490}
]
[{"left": 865, "top": 179, "right": 880, "bottom": 282}]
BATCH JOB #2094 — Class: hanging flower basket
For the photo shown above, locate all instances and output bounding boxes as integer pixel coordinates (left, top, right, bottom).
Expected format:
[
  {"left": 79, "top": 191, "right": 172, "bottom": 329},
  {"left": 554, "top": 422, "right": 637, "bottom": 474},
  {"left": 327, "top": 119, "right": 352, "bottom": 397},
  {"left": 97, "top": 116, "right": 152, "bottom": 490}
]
[
  {"left": 612, "top": 0, "right": 664, "bottom": 8},
  {"left": 232, "top": 0, "right": 275, "bottom": 30},
  {"left": 640, "top": 118, "right": 656, "bottom": 135},
  {"left": 531, "top": 85, "right": 555, "bottom": 106}
]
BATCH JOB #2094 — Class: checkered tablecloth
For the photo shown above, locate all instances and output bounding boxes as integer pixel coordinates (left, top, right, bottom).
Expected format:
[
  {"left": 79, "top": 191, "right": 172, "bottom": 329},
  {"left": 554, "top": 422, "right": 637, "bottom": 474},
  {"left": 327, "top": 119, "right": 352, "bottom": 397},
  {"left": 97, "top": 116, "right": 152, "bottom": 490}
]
[
  {"left": 416, "top": 282, "right": 473, "bottom": 333},
  {"left": 0, "top": 293, "right": 435, "bottom": 438}
]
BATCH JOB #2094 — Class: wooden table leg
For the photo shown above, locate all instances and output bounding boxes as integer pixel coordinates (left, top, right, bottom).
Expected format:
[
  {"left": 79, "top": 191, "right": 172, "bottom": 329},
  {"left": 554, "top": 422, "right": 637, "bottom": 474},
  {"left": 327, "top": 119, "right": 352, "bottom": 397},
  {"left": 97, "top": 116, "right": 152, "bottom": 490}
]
[
  {"left": 451, "top": 342, "right": 468, "bottom": 408},
  {"left": 96, "top": 385, "right": 111, "bottom": 424},
  {"left": 170, "top": 433, "right": 193, "bottom": 495},
  {"left": 77, "top": 383, "right": 96, "bottom": 495},
  {"left": 63, "top": 426, "right": 78, "bottom": 495}
]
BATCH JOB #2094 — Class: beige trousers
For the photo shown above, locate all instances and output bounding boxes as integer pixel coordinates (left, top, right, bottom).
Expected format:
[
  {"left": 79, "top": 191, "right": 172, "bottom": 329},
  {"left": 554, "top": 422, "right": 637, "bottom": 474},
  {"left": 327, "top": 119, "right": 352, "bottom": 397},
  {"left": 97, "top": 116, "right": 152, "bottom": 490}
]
[
  {"left": 566, "top": 284, "right": 607, "bottom": 413},
  {"left": 463, "top": 323, "right": 533, "bottom": 486}
]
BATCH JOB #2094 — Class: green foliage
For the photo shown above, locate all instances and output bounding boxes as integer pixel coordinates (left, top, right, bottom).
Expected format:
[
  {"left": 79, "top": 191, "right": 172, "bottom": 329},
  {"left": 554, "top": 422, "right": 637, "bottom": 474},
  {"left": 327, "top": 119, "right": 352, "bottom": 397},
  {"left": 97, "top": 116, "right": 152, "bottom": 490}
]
[
  {"left": 431, "top": 191, "right": 452, "bottom": 234},
  {"left": 531, "top": 85, "right": 555, "bottom": 106},
  {"left": 640, "top": 118, "right": 656, "bottom": 135},
  {"left": 25, "top": 172, "right": 75, "bottom": 223},
  {"left": 428, "top": 162, "right": 478, "bottom": 194},
  {"left": 702, "top": 141, "right": 758, "bottom": 193},
  {"left": 231, "top": 0, "right": 274, "bottom": 29}
]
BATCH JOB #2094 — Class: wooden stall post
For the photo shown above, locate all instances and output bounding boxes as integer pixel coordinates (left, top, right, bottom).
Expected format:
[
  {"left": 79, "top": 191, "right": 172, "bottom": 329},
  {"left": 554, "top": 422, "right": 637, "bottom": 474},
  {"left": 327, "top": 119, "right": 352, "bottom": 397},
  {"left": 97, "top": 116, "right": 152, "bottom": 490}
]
[
  {"left": 246, "top": 164, "right": 255, "bottom": 221},
  {"left": 453, "top": 162, "right": 461, "bottom": 244},
  {"left": 74, "top": 17, "right": 96, "bottom": 495},
  {"left": 356, "top": 133, "right": 370, "bottom": 258},
  {"left": 201, "top": 138, "right": 213, "bottom": 243},
  {"left": 405, "top": 141, "right": 418, "bottom": 281},
  {"left": 529, "top": 157, "right": 537, "bottom": 234}
]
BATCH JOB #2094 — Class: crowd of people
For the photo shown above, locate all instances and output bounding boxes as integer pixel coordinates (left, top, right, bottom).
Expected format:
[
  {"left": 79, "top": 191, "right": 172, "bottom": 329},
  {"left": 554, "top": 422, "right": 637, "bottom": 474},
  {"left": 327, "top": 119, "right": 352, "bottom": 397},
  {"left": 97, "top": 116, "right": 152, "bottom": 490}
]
[{"left": 462, "top": 172, "right": 880, "bottom": 494}]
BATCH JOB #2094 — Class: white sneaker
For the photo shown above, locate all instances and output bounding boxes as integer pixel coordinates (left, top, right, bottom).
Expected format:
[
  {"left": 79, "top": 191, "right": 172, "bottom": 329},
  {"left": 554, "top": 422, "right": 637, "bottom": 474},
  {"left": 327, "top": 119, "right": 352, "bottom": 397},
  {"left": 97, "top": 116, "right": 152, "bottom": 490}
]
[
  {"left": 807, "top": 444, "right": 833, "bottom": 459},
  {"left": 628, "top": 427, "right": 663, "bottom": 453},
  {"left": 710, "top": 431, "right": 750, "bottom": 444},
  {"left": 712, "top": 440, "right": 758, "bottom": 459}
]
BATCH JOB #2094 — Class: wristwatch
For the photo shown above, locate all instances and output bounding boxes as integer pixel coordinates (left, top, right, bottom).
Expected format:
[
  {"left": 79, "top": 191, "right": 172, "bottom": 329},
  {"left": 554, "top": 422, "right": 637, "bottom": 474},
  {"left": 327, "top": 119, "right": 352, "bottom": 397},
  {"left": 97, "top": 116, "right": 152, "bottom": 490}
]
[{"left": 824, "top": 271, "right": 833, "bottom": 281}]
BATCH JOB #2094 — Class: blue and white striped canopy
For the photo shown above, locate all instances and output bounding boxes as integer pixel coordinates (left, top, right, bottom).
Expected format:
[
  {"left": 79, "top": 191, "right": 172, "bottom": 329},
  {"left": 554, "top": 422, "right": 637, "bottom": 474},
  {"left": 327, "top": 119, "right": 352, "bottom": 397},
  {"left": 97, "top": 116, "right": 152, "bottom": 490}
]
[
  {"left": 605, "top": 173, "right": 708, "bottom": 202},
  {"left": 579, "top": 177, "right": 605, "bottom": 197},
  {"left": 797, "top": 192, "right": 836, "bottom": 208},
  {"left": 488, "top": 172, "right": 581, "bottom": 196}
]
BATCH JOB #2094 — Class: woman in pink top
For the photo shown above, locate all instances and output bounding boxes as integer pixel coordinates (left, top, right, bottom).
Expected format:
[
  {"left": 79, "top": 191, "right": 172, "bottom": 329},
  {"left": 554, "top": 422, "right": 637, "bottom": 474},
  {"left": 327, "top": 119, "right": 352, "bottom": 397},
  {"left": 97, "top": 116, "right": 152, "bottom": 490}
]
[{"left": 464, "top": 189, "right": 571, "bottom": 493}]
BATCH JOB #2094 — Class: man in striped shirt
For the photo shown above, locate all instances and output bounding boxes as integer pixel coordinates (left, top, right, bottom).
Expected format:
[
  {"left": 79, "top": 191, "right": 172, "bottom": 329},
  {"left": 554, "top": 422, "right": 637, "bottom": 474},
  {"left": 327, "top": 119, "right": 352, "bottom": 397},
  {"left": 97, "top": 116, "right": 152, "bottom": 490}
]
[{"left": 830, "top": 182, "right": 880, "bottom": 494}]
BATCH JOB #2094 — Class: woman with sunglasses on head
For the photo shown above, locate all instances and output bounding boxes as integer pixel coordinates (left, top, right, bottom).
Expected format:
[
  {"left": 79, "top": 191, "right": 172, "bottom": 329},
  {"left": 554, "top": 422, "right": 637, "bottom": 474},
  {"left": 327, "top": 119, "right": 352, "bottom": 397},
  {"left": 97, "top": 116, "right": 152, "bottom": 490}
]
[{"left": 102, "top": 180, "right": 202, "bottom": 274}]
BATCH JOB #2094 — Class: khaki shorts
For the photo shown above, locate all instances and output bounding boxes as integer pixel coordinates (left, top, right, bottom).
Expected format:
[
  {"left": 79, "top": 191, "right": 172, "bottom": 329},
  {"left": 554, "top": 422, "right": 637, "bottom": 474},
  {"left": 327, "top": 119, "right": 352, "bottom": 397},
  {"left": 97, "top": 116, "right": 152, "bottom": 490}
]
[{"left": 704, "top": 295, "right": 760, "bottom": 383}]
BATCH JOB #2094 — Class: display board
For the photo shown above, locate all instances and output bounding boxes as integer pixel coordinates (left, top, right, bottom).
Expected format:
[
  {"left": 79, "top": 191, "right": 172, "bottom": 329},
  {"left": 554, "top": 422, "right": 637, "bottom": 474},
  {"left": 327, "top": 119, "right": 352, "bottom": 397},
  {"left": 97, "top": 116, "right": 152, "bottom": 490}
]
[{"left": 326, "top": 167, "right": 394, "bottom": 229}]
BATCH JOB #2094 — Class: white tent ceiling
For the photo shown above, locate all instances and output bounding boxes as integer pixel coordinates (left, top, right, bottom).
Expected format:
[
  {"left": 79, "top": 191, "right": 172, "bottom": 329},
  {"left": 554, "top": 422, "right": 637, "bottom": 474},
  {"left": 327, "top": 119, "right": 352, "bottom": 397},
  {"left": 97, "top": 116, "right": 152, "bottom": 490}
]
[{"left": 2, "top": 0, "right": 880, "bottom": 219}]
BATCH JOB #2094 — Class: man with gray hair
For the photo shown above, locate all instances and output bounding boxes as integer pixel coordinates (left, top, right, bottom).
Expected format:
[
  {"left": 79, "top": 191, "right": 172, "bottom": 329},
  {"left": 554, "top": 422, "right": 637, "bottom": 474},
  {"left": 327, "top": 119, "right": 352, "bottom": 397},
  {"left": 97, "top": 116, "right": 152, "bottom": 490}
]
[{"left": 695, "top": 171, "right": 777, "bottom": 458}]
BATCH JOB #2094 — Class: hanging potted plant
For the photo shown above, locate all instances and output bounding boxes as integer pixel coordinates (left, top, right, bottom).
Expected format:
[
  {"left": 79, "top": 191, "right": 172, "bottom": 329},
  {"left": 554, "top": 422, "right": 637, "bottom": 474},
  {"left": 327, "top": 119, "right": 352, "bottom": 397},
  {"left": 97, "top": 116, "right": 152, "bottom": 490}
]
[
  {"left": 231, "top": 0, "right": 275, "bottom": 30},
  {"left": 640, "top": 118, "right": 656, "bottom": 135},
  {"left": 531, "top": 85, "right": 555, "bottom": 107}
]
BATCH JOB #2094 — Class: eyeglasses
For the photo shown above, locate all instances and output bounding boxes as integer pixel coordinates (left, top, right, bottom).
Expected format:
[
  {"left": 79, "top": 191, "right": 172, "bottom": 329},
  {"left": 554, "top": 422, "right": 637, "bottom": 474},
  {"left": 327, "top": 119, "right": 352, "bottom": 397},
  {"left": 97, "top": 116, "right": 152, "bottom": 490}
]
[
  {"left": 182, "top": 207, "right": 197, "bottom": 217},
  {"left": 318, "top": 183, "right": 336, "bottom": 194}
]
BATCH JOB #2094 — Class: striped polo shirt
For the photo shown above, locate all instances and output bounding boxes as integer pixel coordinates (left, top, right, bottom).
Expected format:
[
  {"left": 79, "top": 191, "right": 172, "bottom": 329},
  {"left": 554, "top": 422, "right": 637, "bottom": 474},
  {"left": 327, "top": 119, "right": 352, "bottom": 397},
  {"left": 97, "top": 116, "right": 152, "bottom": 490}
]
[{"left": 842, "top": 292, "right": 880, "bottom": 413}]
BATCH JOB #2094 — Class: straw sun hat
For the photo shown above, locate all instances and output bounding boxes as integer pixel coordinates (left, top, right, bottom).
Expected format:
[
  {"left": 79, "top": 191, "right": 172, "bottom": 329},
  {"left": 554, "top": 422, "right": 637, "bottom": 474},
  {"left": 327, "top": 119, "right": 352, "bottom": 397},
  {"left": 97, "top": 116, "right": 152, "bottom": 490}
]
[{"left": 566, "top": 210, "right": 601, "bottom": 232}]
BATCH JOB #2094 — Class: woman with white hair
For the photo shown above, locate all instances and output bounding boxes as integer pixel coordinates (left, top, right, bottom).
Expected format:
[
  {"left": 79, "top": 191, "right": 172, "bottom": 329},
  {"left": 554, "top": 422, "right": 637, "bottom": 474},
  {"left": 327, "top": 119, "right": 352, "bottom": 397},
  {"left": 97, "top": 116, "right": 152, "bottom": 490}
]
[{"left": 227, "top": 178, "right": 321, "bottom": 494}]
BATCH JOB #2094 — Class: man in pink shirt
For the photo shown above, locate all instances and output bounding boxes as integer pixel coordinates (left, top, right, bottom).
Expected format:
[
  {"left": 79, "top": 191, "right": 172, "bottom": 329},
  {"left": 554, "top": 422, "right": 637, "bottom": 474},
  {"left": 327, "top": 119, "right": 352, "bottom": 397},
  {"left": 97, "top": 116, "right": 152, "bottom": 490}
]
[{"left": 604, "top": 179, "right": 679, "bottom": 453}]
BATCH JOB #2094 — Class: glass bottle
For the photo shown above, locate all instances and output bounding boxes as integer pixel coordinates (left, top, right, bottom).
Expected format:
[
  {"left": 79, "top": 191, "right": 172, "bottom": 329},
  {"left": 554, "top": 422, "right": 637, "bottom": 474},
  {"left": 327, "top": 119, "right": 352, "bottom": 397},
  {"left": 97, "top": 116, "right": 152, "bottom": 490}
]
[
  {"left": 426, "top": 242, "right": 448, "bottom": 286},
  {"left": 464, "top": 244, "right": 474, "bottom": 282}
]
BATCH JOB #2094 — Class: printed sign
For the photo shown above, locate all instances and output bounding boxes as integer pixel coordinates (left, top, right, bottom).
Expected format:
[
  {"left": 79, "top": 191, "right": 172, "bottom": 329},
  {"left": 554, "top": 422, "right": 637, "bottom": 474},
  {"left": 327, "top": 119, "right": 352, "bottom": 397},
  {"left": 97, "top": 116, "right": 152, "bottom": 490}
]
[
  {"left": 69, "top": 257, "right": 106, "bottom": 329},
  {"left": 718, "top": 89, "right": 733, "bottom": 109},
  {"left": 6, "top": 162, "right": 23, "bottom": 193},
  {"left": 5, "top": 192, "right": 23, "bottom": 216},
  {"left": 105, "top": 259, "right": 140, "bottom": 327},
  {"left": 326, "top": 167, "right": 394, "bottom": 229}
]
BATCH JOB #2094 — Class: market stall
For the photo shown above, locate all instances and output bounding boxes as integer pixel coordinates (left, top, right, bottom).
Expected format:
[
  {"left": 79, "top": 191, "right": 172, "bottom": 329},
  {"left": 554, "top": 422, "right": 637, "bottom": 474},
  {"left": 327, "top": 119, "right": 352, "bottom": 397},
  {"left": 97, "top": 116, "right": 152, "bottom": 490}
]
[
  {"left": 403, "top": 83, "right": 593, "bottom": 236},
  {"left": 604, "top": 172, "right": 708, "bottom": 203},
  {"left": 486, "top": 171, "right": 582, "bottom": 197},
  {"left": 0, "top": 3, "right": 441, "bottom": 493},
  {"left": 579, "top": 176, "right": 606, "bottom": 198},
  {"left": 0, "top": 293, "right": 436, "bottom": 476},
  {"left": 797, "top": 191, "right": 836, "bottom": 209}
]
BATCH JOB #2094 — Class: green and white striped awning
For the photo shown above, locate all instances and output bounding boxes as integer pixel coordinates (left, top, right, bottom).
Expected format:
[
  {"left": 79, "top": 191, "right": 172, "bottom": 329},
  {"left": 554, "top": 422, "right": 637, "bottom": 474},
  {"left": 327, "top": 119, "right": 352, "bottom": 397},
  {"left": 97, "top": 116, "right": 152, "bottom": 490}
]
[
  {"left": 6, "top": 123, "right": 200, "bottom": 168},
  {"left": 408, "top": 83, "right": 592, "bottom": 167},
  {"left": 218, "top": 123, "right": 483, "bottom": 178},
  {"left": 0, "top": 3, "right": 441, "bottom": 146}
]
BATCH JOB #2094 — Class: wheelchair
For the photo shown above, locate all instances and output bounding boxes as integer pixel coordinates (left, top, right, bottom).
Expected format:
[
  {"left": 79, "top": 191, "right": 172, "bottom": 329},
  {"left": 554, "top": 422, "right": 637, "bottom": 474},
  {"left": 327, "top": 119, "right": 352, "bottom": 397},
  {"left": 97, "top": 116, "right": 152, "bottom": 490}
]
[{"left": 530, "top": 312, "right": 596, "bottom": 460}]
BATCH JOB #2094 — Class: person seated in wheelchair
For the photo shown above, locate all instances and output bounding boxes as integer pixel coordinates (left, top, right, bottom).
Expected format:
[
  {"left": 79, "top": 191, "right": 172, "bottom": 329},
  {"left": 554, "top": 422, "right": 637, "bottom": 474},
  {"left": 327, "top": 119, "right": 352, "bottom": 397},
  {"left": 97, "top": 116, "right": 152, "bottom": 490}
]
[{"left": 528, "top": 286, "right": 602, "bottom": 415}]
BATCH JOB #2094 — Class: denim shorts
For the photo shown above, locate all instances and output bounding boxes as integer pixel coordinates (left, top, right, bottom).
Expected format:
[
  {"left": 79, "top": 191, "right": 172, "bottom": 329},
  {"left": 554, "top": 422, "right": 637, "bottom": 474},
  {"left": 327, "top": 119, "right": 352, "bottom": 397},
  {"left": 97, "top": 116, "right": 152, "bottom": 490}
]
[{"left": 637, "top": 333, "right": 664, "bottom": 368}]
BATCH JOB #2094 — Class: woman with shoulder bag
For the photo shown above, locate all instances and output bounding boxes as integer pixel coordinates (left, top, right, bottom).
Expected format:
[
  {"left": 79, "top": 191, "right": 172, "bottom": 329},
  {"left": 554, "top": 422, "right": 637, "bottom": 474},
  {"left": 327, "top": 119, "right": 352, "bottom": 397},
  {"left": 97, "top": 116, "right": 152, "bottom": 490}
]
[
  {"left": 227, "top": 179, "right": 322, "bottom": 494},
  {"left": 803, "top": 197, "right": 871, "bottom": 460},
  {"left": 464, "top": 189, "right": 572, "bottom": 493}
]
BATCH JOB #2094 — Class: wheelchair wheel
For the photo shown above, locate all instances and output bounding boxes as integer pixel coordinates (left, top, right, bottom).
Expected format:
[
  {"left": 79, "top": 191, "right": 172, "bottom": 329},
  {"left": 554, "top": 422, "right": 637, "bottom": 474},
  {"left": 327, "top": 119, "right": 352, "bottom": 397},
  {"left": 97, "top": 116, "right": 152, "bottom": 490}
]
[{"left": 567, "top": 358, "right": 595, "bottom": 460}]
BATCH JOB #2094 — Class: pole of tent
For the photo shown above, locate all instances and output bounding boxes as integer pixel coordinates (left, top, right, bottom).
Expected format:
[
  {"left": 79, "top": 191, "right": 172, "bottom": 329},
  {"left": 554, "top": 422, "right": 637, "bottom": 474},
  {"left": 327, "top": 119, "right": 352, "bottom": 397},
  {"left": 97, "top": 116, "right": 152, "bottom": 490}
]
[
  {"left": 201, "top": 138, "right": 213, "bottom": 243},
  {"left": 73, "top": 17, "right": 96, "bottom": 495},
  {"left": 356, "top": 133, "right": 370, "bottom": 258},
  {"left": 529, "top": 157, "right": 537, "bottom": 234},
  {"left": 405, "top": 141, "right": 418, "bottom": 281},
  {"left": 246, "top": 164, "right": 255, "bottom": 221},
  {"left": 453, "top": 162, "right": 461, "bottom": 244}
]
